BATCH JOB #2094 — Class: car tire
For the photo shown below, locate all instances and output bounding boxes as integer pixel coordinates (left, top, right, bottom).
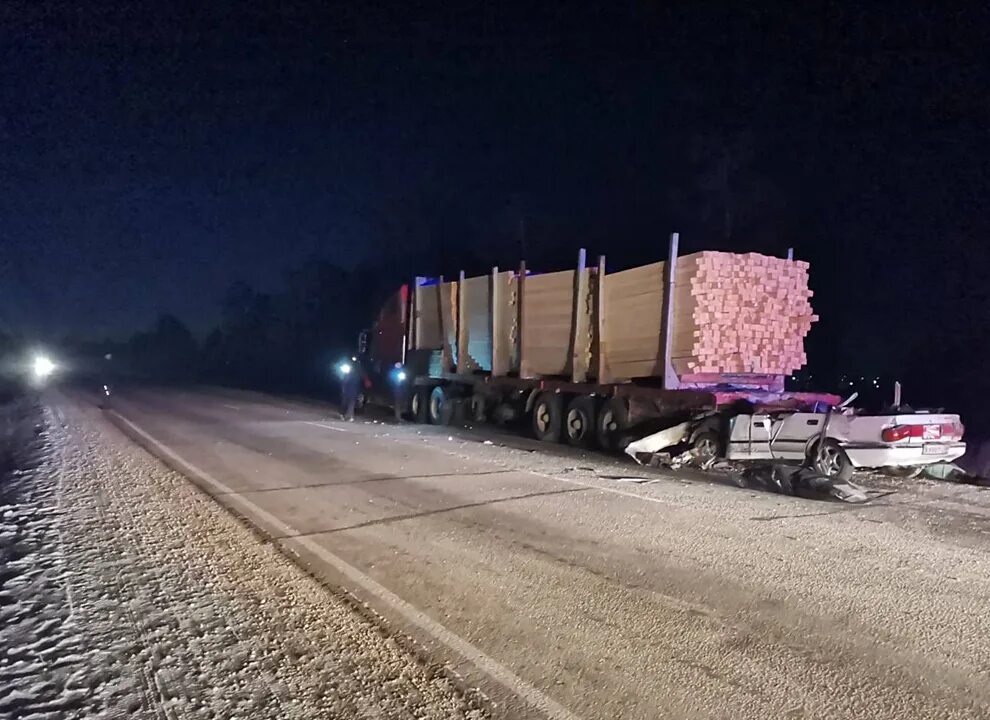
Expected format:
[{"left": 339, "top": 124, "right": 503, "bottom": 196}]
[
  {"left": 564, "top": 395, "right": 598, "bottom": 449},
  {"left": 531, "top": 392, "right": 564, "bottom": 443},
  {"left": 596, "top": 397, "right": 629, "bottom": 451},
  {"left": 811, "top": 439, "right": 854, "bottom": 482},
  {"left": 691, "top": 430, "right": 723, "bottom": 467}
]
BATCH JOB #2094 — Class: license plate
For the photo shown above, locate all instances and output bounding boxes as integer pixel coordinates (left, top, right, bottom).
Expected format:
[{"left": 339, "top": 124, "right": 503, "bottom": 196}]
[
  {"left": 922, "top": 425, "right": 942, "bottom": 440},
  {"left": 923, "top": 444, "right": 947, "bottom": 455}
]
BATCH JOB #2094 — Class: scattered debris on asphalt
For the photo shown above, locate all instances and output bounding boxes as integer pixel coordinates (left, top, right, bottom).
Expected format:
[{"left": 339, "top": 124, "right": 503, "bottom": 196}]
[
  {"left": 732, "top": 463, "right": 869, "bottom": 503},
  {"left": 923, "top": 462, "right": 990, "bottom": 486}
]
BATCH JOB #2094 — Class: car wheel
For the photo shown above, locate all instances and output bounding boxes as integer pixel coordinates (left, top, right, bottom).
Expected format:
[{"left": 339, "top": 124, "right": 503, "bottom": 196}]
[
  {"left": 691, "top": 430, "right": 722, "bottom": 467},
  {"left": 812, "top": 440, "right": 854, "bottom": 482},
  {"left": 595, "top": 397, "right": 629, "bottom": 451},
  {"left": 531, "top": 392, "right": 564, "bottom": 443},
  {"left": 564, "top": 395, "right": 598, "bottom": 448}
]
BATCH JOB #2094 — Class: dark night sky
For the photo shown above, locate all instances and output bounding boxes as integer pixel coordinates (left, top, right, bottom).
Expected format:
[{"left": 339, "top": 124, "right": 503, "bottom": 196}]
[{"left": 1, "top": 2, "right": 987, "bottom": 384}]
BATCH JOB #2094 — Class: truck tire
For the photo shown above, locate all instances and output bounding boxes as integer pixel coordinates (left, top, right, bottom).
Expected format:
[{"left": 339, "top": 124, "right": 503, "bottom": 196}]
[
  {"left": 596, "top": 397, "right": 629, "bottom": 451},
  {"left": 429, "top": 386, "right": 455, "bottom": 425},
  {"left": 468, "top": 394, "right": 488, "bottom": 424},
  {"left": 811, "top": 439, "right": 854, "bottom": 482},
  {"left": 411, "top": 387, "right": 430, "bottom": 424},
  {"left": 531, "top": 392, "right": 564, "bottom": 443},
  {"left": 565, "top": 395, "right": 598, "bottom": 449}
]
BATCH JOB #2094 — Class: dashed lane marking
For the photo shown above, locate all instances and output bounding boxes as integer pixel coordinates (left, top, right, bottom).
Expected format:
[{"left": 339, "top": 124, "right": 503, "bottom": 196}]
[{"left": 302, "top": 421, "right": 351, "bottom": 432}]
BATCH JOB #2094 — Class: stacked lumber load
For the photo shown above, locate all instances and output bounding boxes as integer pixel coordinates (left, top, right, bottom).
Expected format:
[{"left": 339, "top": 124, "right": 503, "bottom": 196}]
[
  {"left": 599, "top": 261, "right": 666, "bottom": 380},
  {"left": 520, "top": 267, "right": 596, "bottom": 378},
  {"left": 459, "top": 271, "right": 517, "bottom": 374},
  {"left": 413, "top": 280, "right": 457, "bottom": 370},
  {"left": 413, "top": 247, "right": 815, "bottom": 383},
  {"left": 669, "top": 251, "right": 816, "bottom": 375},
  {"left": 495, "top": 271, "right": 517, "bottom": 376},
  {"left": 460, "top": 274, "right": 491, "bottom": 372},
  {"left": 520, "top": 269, "right": 577, "bottom": 377}
]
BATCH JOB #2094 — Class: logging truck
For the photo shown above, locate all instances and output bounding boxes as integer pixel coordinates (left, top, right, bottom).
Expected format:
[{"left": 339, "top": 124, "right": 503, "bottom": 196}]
[
  {"left": 357, "top": 234, "right": 965, "bottom": 479},
  {"left": 362, "top": 235, "right": 832, "bottom": 441}
]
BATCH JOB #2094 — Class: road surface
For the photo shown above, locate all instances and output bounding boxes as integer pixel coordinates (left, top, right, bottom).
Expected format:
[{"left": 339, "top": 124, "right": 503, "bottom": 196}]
[{"left": 86, "top": 387, "right": 990, "bottom": 718}]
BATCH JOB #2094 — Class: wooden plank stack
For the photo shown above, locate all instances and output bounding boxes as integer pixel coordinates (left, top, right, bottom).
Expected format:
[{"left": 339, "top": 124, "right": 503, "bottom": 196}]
[
  {"left": 669, "top": 251, "right": 816, "bottom": 375},
  {"left": 461, "top": 274, "right": 491, "bottom": 371},
  {"left": 412, "top": 280, "right": 457, "bottom": 371},
  {"left": 599, "top": 261, "right": 666, "bottom": 380},
  {"left": 519, "top": 269, "right": 580, "bottom": 377},
  {"left": 411, "top": 246, "right": 817, "bottom": 384}
]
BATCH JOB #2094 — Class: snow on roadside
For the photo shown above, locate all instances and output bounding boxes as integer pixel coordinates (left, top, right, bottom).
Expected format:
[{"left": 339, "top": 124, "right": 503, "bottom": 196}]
[
  {"left": 1, "top": 398, "right": 488, "bottom": 720},
  {"left": 0, "top": 397, "right": 91, "bottom": 720}
]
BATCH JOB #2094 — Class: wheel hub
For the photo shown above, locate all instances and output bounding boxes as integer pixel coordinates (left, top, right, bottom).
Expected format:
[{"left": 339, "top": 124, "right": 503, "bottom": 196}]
[
  {"left": 696, "top": 438, "right": 716, "bottom": 460},
  {"left": 536, "top": 405, "right": 551, "bottom": 432},
  {"left": 602, "top": 410, "right": 615, "bottom": 432},
  {"left": 816, "top": 446, "right": 841, "bottom": 476},
  {"left": 567, "top": 409, "right": 584, "bottom": 437}
]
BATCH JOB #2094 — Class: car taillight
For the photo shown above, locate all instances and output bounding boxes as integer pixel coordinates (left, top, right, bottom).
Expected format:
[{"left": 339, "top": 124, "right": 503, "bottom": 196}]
[
  {"left": 881, "top": 425, "right": 913, "bottom": 442},
  {"left": 942, "top": 422, "right": 965, "bottom": 440},
  {"left": 882, "top": 423, "right": 961, "bottom": 442}
]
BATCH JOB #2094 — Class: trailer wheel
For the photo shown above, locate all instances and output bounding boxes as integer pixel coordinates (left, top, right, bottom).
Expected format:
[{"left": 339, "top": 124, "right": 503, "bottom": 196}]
[
  {"left": 429, "top": 386, "right": 455, "bottom": 425},
  {"left": 531, "top": 392, "right": 564, "bottom": 443},
  {"left": 468, "top": 394, "right": 488, "bottom": 424},
  {"left": 811, "top": 440, "right": 854, "bottom": 482},
  {"left": 596, "top": 397, "right": 629, "bottom": 451},
  {"left": 565, "top": 395, "right": 598, "bottom": 449},
  {"left": 411, "top": 387, "right": 430, "bottom": 424}
]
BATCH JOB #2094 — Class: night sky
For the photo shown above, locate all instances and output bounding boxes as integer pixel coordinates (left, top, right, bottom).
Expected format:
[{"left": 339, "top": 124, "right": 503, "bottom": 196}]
[{"left": 2, "top": 2, "right": 987, "bottom": 390}]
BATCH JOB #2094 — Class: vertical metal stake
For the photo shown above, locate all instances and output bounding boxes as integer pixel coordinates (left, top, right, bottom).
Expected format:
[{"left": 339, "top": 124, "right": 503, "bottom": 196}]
[{"left": 661, "top": 232, "right": 680, "bottom": 389}]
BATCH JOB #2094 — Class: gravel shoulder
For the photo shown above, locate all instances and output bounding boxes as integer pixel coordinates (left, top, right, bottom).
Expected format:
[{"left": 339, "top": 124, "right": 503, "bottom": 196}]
[{"left": 0, "top": 396, "right": 488, "bottom": 720}]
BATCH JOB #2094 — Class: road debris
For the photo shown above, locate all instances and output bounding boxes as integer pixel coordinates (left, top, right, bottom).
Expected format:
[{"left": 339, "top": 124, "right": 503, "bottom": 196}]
[
  {"left": 733, "top": 463, "right": 869, "bottom": 503},
  {"left": 624, "top": 421, "right": 691, "bottom": 464}
]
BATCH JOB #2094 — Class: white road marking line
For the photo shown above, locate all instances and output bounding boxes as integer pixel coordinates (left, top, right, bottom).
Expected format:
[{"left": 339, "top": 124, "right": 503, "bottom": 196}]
[
  {"left": 538, "top": 473, "right": 674, "bottom": 507},
  {"left": 222, "top": 403, "right": 240, "bottom": 410},
  {"left": 109, "top": 409, "right": 580, "bottom": 720},
  {"left": 391, "top": 434, "right": 675, "bottom": 508},
  {"left": 302, "top": 420, "right": 351, "bottom": 432}
]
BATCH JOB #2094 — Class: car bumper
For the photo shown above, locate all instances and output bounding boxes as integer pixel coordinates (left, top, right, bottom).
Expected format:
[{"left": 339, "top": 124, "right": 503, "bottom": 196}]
[{"left": 843, "top": 442, "right": 967, "bottom": 468}]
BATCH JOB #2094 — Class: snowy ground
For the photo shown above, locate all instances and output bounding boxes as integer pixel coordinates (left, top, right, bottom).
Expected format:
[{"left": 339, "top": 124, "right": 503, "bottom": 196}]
[{"left": 0, "top": 397, "right": 488, "bottom": 720}]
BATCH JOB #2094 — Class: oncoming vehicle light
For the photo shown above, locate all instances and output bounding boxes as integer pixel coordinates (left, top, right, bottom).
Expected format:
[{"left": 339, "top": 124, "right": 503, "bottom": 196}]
[{"left": 31, "top": 354, "right": 56, "bottom": 380}]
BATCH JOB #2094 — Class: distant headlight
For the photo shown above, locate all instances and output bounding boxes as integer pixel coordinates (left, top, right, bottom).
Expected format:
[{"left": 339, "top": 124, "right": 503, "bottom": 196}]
[{"left": 32, "top": 355, "right": 56, "bottom": 380}]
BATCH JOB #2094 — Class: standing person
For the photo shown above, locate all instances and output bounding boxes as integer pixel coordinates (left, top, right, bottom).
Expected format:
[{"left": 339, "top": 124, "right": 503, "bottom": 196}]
[
  {"left": 391, "top": 363, "right": 408, "bottom": 422},
  {"left": 338, "top": 358, "right": 361, "bottom": 421}
]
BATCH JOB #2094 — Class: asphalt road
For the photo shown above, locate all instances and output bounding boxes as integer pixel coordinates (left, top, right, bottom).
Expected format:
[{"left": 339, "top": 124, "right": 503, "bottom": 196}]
[{"left": 90, "top": 387, "right": 990, "bottom": 719}]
